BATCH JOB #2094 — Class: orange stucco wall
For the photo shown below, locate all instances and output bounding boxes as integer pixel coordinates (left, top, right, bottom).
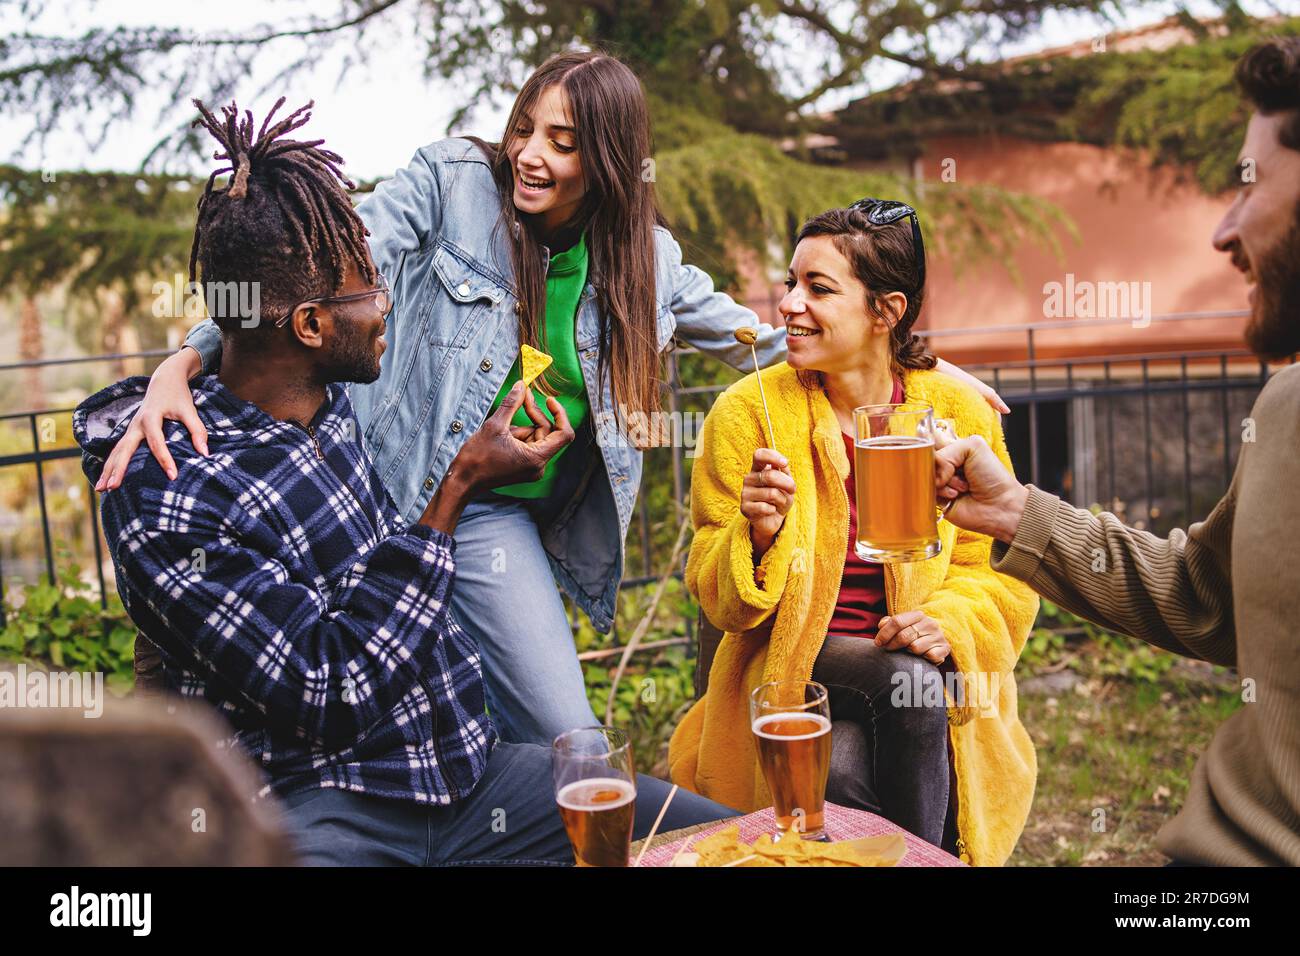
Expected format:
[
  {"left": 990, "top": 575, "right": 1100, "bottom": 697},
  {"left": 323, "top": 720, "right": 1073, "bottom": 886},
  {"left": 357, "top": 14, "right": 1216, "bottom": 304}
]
[{"left": 737, "top": 135, "right": 1252, "bottom": 363}]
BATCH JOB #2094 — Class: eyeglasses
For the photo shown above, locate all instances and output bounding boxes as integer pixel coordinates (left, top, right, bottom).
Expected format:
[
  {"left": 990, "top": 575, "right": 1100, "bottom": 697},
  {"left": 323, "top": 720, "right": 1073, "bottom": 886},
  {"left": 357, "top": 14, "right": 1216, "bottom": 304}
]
[
  {"left": 848, "top": 197, "right": 926, "bottom": 290},
  {"left": 274, "top": 273, "right": 393, "bottom": 328}
]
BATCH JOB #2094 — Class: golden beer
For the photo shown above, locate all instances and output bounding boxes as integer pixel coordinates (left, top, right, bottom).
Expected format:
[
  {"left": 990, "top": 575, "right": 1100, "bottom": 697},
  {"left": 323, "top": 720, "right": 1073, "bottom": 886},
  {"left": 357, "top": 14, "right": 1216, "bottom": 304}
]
[
  {"left": 853, "top": 403, "right": 942, "bottom": 563},
  {"left": 556, "top": 777, "right": 636, "bottom": 867},
  {"left": 752, "top": 712, "right": 832, "bottom": 837}
]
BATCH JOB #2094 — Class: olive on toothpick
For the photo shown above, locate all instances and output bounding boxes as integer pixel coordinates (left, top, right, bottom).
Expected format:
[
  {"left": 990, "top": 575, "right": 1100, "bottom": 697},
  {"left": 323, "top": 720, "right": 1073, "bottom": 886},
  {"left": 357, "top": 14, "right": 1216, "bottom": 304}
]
[{"left": 733, "top": 326, "right": 777, "bottom": 455}]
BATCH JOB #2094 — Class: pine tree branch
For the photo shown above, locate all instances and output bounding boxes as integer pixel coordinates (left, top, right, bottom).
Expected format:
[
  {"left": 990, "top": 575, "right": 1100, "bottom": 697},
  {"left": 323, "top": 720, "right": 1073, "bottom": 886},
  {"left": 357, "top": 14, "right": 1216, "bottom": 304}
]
[{"left": 6, "top": 0, "right": 408, "bottom": 78}]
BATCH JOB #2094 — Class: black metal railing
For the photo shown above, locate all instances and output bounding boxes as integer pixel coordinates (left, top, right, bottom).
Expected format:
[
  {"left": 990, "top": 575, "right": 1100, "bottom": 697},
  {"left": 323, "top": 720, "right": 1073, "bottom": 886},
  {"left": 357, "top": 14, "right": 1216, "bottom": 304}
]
[{"left": 2, "top": 313, "right": 1288, "bottom": 639}]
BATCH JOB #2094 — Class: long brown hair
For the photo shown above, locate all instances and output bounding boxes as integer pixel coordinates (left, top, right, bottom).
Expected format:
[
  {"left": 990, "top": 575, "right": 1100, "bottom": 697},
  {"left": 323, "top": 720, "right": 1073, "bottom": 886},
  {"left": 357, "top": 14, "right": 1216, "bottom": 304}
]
[
  {"left": 793, "top": 205, "right": 936, "bottom": 387},
  {"left": 470, "top": 51, "right": 666, "bottom": 441}
]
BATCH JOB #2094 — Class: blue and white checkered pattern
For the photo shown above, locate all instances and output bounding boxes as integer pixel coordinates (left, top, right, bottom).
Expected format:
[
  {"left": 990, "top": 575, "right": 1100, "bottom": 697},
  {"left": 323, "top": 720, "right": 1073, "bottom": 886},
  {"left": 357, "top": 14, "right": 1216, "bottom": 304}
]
[{"left": 75, "top": 375, "right": 497, "bottom": 805}]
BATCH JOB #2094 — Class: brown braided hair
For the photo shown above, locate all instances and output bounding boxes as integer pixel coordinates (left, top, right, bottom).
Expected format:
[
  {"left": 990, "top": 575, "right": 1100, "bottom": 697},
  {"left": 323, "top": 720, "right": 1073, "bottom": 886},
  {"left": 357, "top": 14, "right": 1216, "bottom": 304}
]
[{"left": 793, "top": 205, "right": 936, "bottom": 386}]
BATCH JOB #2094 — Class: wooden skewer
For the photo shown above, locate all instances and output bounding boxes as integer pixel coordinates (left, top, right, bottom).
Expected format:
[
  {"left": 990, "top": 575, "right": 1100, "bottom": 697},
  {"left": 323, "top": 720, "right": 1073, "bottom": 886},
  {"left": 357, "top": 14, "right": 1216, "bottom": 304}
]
[
  {"left": 734, "top": 327, "right": 777, "bottom": 454},
  {"left": 633, "top": 783, "right": 678, "bottom": 867},
  {"left": 668, "top": 832, "right": 697, "bottom": 868}
]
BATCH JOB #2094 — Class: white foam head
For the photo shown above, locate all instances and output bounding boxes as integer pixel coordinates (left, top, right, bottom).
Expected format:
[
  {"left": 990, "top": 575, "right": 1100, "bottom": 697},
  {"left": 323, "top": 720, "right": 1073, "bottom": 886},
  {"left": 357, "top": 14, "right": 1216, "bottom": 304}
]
[
  {"left": 556, "top": 777, "right": 636, "bottom": 812},
  {"left": 751, "top": 712, "right": 832, "bottom": 740},
  {"left": 856, "top": 434, "right": 934, "bottom": 449}
]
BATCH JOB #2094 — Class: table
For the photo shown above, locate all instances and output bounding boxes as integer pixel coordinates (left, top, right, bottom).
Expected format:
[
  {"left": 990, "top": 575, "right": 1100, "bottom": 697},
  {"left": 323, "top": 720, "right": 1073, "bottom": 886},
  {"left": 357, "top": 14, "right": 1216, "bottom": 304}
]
[{"left": 630, "top": 802, "right": 967, "bottom": 867}]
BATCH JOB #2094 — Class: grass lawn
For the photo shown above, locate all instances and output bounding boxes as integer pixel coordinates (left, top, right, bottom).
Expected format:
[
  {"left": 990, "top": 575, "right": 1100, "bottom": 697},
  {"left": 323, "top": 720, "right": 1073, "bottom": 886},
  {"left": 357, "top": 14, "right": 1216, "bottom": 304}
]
[{"left": 1009, "top": 645, "right": 1241, "bottom": 866}]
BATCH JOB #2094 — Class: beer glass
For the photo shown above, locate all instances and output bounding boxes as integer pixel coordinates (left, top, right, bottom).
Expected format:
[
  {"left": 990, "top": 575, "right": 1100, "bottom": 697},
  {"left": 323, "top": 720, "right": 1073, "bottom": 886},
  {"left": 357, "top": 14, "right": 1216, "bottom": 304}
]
[
  {"left": 552, "top": 726, "right": 637, "bottom": 867},
  {"left": 853, "top": 402, "right": 942, "bottom": 562},
  {"left": 750, "top": 680, "right": 832, "bottom": 840}
]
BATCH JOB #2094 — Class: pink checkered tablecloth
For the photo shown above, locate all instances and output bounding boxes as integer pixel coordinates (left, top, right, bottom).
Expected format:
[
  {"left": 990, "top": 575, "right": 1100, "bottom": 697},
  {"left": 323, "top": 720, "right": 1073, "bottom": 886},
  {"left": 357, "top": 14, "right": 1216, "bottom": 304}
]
[{"left": 635, "top": 802, "right": 967, "bottom": 867}]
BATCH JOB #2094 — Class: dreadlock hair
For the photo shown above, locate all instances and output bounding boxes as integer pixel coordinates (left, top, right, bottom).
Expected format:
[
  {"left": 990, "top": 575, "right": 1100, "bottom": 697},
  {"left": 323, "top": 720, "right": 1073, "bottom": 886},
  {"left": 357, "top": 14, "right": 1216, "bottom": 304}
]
[{"left": 189, "top": 96, "right": 375, "bottom": 334}]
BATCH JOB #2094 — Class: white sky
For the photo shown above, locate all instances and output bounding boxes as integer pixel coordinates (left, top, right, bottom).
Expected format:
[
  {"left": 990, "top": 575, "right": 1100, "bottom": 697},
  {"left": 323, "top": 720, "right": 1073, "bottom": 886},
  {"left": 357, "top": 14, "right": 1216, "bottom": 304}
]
[{"left": 0, "top": 0, "right": 1294, "bottom": 179}]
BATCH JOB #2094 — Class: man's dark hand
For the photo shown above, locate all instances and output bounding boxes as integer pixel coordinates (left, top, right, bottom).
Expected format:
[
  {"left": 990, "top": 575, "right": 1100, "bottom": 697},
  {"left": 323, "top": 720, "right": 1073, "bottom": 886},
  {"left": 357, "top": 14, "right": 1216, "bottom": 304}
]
[
  {"left": 418, "top": 382, "right": 574, "bottom": 534},
  {"left": 453, "top": 381, "right": 575, "bottom": 490}
]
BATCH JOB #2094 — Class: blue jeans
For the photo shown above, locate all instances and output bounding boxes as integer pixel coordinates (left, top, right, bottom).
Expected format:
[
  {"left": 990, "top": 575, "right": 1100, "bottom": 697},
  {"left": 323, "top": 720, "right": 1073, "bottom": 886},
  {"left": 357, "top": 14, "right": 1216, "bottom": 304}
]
[
  {"left": 449, "top": 495, "right": 600, "bottom": 745},
  {"left": 279, "top": 741, "right": 739, "bottom": 865}
]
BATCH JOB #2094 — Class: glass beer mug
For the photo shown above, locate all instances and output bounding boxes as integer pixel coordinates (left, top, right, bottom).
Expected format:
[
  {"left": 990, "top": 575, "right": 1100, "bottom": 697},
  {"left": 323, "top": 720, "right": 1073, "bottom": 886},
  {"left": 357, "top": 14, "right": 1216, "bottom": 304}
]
[{"left": 852, "top": 403, "right": 943, "bottom": 563}]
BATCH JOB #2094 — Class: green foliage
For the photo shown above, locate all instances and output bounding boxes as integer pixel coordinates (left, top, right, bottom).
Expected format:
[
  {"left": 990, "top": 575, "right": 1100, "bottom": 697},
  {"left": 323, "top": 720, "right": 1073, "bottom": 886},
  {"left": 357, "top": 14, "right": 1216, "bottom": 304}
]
[
  {"left": 6, "top": 2, "right": 1142, "bottom": 152},
  {"left": 1021, "top": 598, "right": 1175, "bottom": 682},
  {"left": 583, "top": 646, "right": 695, "bottom": 778},
  {"left": 0, "top": 0, "right": 1154, "bottom": 310},
  {"left": 652, "top": 108, "right": 1074, "bottom": 290},
  {"left": 1072, "top": 18, "right": 1300, "bottom": 193},
  {"left": 0, "top": 165, "right": 196, "bottom": 308},
  {"left": 1088, "top": 630, "right": 1176, "bottom": 683},
  {"left": 572, "top": 576, "right": 699, "bottom": 776},
  {"left": 0, "top": 554, "right": 135, "bottom": 695},
  {"left": 838, "top": 14, "right": 1300, "bottom": 197},
  {"left": 1020, "top": 625, "right": 1068, "bottom": 670}
]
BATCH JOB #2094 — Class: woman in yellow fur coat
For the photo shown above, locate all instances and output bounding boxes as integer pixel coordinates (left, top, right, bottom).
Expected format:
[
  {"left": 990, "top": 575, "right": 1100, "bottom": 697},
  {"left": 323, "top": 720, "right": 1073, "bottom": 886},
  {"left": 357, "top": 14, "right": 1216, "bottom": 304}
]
[{"left": 668, "top": 203, "right": 1039, "bottom": 866}]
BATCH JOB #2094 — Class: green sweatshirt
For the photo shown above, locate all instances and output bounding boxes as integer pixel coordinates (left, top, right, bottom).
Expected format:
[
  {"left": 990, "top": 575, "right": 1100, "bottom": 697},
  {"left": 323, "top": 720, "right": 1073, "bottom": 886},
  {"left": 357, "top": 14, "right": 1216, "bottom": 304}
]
[{"left": 489, "top": 232, "right": 591, "bottom": 498}]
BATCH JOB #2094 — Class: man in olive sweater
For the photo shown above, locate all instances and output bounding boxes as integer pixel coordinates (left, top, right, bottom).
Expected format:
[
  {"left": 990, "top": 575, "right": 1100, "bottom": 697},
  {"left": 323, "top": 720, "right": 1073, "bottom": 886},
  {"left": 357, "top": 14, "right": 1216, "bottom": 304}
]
[{"left": 935, "top": 38, "right": 1300, "bottom": 866}]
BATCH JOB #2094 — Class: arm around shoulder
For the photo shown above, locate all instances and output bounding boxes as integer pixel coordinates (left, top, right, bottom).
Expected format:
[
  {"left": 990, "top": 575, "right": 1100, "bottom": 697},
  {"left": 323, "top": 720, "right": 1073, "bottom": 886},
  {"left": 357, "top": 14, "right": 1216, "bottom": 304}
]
[{"left": 658, "top": 227, "right": 786, "bottom": 372}]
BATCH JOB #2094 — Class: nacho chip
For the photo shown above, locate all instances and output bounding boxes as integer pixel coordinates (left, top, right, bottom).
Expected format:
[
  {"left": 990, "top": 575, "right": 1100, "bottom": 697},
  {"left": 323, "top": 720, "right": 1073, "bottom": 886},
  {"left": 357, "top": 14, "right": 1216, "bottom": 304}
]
[
  {"left": 810, "top": 833, "right": 907, "bottom": 867},
  {"left": 693, "top": 825, "right": 749, "bottom": 867},
  {"left": 683, "top": 824, "right": 907, "bottom": 867},
  {"left": 520, "top": 344, "right": 553, "bottom": 388}
]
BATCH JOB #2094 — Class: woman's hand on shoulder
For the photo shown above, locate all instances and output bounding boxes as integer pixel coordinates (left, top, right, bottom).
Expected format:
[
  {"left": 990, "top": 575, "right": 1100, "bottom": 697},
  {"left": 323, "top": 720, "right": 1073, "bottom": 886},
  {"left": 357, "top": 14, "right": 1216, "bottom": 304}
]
[
  {"left": 933, "top": 357, "right": 1009, "bottom": 415},
  {"left": 96, "top": 347, "right": 209, "bottom": 490}
]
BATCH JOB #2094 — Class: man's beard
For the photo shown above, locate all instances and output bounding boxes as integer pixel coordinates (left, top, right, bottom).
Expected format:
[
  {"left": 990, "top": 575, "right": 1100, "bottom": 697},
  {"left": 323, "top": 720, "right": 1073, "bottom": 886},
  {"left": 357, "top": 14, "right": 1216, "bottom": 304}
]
[
  {"left": 1244, "top": 199, "right": 1300, "bottom": 360},
  {"left": 319, "top": 321, "right": 383, "bottom": 385}
]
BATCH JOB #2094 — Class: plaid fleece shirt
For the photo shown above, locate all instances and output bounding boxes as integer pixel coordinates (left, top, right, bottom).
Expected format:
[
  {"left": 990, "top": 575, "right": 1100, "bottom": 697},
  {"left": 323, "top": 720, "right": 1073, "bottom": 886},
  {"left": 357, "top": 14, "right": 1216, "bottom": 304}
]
[{"left": 74, "top": 374, "right": 497, "bottom": 805}]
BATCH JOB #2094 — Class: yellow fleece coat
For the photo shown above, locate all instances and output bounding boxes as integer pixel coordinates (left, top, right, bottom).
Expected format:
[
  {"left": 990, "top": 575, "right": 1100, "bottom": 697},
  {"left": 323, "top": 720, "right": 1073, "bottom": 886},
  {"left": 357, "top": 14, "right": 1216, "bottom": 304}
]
[{"left": 668, "top": 363, "right": 1040, "bottom": 866}]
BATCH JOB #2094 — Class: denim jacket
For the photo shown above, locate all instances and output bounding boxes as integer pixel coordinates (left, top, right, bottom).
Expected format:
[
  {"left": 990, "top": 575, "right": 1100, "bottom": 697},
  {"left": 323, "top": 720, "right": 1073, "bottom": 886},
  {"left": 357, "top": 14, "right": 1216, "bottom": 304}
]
[{"left": 184, "top": 137, "right": 786, "bottom": 631}]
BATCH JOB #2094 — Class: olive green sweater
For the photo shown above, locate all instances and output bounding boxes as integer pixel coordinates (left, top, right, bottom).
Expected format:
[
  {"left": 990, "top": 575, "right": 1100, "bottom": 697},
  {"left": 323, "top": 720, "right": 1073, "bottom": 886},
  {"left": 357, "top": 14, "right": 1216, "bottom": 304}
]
[{"left": 991, "top": 362, "right": 1300, "bottom": 865}]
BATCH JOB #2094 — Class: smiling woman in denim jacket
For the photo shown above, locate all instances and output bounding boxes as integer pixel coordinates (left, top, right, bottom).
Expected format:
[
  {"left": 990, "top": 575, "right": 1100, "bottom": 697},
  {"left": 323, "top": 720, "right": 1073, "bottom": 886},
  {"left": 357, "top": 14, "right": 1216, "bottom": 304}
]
[{"left": 98, "top": 50, "right": 1006, "bottom": 745}]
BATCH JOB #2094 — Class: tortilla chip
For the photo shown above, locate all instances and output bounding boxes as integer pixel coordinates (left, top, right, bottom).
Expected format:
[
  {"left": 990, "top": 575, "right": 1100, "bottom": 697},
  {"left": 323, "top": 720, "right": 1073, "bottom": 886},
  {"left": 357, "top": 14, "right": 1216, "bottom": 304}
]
[
  {"left": 693, "top": 825, "right": 749, "bottom": 867},
  {"left": 809, "top": 833, "right": 907, "bottom": 867},
  {"left": 682, "top": 825, "right": 907, "bottom": 867},
  {"left": 520, "top": 344, "right": 553, "bottom": 388}
]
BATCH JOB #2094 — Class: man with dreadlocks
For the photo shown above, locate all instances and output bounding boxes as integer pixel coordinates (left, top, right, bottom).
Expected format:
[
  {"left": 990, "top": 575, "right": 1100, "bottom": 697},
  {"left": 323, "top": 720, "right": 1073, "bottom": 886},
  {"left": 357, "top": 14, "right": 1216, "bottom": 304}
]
[{"left": 73, "top": 98, "right": 734, "bottom": 865}]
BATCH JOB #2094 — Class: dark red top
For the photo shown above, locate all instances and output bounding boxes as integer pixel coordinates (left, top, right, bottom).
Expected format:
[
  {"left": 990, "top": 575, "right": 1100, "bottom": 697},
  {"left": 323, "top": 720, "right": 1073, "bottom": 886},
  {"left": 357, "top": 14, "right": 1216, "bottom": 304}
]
[{"left": 828, "top": 380, "right": 904, "bottom": 638}]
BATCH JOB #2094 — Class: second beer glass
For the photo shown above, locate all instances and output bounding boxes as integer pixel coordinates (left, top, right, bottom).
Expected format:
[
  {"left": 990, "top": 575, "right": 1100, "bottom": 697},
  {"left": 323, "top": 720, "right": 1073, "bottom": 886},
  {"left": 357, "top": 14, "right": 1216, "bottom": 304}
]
[
  {"left": 750, "top": 679, "right": 832, "bottom": 840},
  {"left": 552, "top": 727, "right": 637, "bottom": 867}
]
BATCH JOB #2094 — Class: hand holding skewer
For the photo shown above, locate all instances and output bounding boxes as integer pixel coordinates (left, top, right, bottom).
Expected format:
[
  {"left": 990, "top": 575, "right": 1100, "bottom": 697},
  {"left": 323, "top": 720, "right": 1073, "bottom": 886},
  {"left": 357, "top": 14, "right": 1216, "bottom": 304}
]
[{"left": 742, "top": 448, "right": 795, "bottom": 558}]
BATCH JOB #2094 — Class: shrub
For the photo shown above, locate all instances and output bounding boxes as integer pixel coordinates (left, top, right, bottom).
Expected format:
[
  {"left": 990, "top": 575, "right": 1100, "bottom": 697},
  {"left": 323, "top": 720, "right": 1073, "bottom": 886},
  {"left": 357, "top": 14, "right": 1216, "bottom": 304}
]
[{"left": 0, "top": 556, "right": 135, "bottom": 695}]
